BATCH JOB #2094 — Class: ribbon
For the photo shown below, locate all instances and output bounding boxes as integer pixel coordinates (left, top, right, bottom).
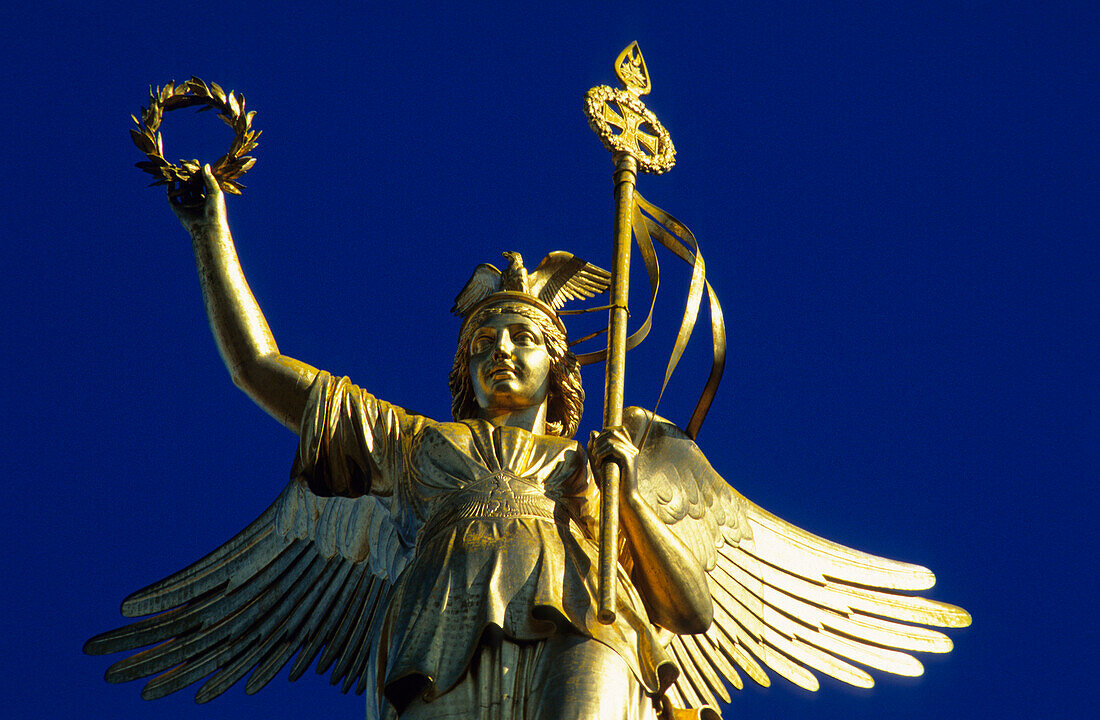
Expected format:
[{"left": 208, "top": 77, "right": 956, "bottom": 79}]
[{"left": 573, "top": 193, "right": 726, "bottom": 439}]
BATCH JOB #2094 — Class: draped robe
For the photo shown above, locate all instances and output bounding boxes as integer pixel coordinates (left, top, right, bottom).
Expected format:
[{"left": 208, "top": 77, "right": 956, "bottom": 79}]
[{"left": 294, "top": 372, "right": 677, "bottom": 718}]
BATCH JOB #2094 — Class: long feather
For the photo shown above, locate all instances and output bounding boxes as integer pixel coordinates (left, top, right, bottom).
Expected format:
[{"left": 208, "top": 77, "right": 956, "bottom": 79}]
[
  {"left": 288, "top": 562, "right": 357, "bottom": 680},
  {"left": 121, "top": 503, "right": 281, "bottom": 616},
  {"left": 684, "top": 634, "right": 731, "bottom": 703},
  {"left": 317, "top": 573, "right": 372, "bottom": 673}
]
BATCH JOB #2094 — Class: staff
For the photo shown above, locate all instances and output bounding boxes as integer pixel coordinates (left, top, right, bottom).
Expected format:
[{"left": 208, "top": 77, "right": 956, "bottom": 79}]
[{"left": 584, "top": 42, "right": 677, "bottom": 623}]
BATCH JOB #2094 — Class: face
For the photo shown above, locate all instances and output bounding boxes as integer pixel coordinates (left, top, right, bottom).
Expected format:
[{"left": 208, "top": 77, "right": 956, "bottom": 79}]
[{"left": 468, "top": 313, "right": 551, "bottom": 413}]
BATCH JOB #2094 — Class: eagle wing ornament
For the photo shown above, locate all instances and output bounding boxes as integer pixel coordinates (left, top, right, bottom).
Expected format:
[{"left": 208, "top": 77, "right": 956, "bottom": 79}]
[
  {"left": 449, "top": 262, "right": 502, "bottom": 316},
  {"left": 451, "top": 251, "right": 611, "bottom": 316},
  {"left": 84, "top": 478, "right": 413, "bottom": 705},
  {"left": 529, "top": 251, "right": 612, "bottom": 309},
  {"left": 622, "top": 408, "right": 971, "bottom": 712}
]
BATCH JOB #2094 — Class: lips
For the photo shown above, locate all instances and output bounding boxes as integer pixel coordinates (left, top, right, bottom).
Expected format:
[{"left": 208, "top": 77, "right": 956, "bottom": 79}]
[{"left": 489, "top": 365, "right": 516, "bottom": 379}]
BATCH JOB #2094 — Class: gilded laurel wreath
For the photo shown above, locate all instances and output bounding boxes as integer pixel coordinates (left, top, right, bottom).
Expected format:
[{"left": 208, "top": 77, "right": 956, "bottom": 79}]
[
  {"left": 131, "top": 78, "right": 259, "bottom": 196},
  {"left": 583, "top": 85, "right": 675, "bottom": 174}
]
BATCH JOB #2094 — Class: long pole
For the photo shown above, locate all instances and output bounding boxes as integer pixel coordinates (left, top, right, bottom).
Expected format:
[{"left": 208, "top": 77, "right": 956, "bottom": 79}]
[{"left": 598, "top": 151, "right": 638, "bottom": 624}]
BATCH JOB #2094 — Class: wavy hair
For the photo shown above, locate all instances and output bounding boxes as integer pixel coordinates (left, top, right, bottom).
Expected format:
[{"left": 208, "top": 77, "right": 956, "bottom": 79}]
[{"left": 449, "top": 302, "right": 584, "bottom": 438}]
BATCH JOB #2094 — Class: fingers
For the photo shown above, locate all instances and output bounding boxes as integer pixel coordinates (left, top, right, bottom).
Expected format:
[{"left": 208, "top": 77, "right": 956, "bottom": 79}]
[
  {"left": 589, "top": 426, "right": 631, "bottom": 448},
  {"left": 587, "top": 426, "right": 637, "bottom": 466},
  {"left": 167, "top": 164, "right": 228, "bottom": 233},
  {"left": 168, "top": 165, "right": 222, "bottom": 206},
  {"left": 201, "top": 164, "right": 220, "bottom": 194}
]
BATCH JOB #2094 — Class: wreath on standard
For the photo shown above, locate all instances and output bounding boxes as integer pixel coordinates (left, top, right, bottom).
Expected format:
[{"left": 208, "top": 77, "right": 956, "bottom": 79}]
[
  {"left": 583, "top": 85, "right": 675, "bottom": 175},
  {"left": 131, "top": 77, "right": 259, "bottom": 196}
]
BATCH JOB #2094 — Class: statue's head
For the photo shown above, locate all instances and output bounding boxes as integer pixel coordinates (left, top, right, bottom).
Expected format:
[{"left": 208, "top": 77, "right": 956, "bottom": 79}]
[{"left": 450, "top": 297, "right": 584, "bottom": 438}]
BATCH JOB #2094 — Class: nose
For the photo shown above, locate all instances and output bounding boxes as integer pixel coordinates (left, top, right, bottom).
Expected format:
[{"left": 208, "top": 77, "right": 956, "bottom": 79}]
[{"left": 492, "top": 331, "right": 515, "bottom": 358}]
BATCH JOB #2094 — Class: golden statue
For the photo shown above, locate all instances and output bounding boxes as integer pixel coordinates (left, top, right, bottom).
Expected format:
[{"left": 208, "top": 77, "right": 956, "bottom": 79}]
[{"left": 87, "top": 45, "right": 969, "bottom": 719}]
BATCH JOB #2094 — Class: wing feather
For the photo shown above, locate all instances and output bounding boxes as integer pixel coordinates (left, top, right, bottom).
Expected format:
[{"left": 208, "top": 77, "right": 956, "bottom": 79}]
[
  {"left": 116, "top": 542, "right": 317, "bottom": 681},
  {"left": 201, "top": 555, "right": 339, "bottom": 700},
  {"left": 668, "top": 640, "right": 710, "bottom": 708},
  {"left": 745, "top": 504, "right": 936, "bottom": 590},
  {"left": 757, "top": 638, "right": 821, "bottom": 692},
  {"left": 699, "top": 619, "right": 753, "bottom": 690},
  {"left": 712, "top": 580, "right": 825, "bottom": 692},
  {"left": 129, "top": 545, "right": 319, "bottom": 696},
  {"left": 721, "top": 550, "right": 953, "bottom": 654},
  {"left": 316, "top": 573, "right": 373, "bottom": 673},
  {"left": 696, "top": 631, "right": 742, "bottom": 690},
  {"left": 342, "top": 580, "right": 390, "bottom": 695},
  {"left": 85, "top": 479, "right": 412, "bottom": 703},
  {"left": 103, "top": 543, "right": 309, "bottom": 682},
  {"left": 529, "top": 251, "right": 612, "bottom": 309},
  {"left": 246, "top": 637, "right": 299, "bottom": 695},
  {"left": 201, "top": 630, "right": 283, "bottom": 701},
  {"left": 684, "top": 634, "right": 732, "bottom": 703},
  {"left": 625, "top": 408, "right": 970, "bottom": 714},
  {"left": 709, "top": 580, "right": 816, "bottom": 689},
  {"left": 330, "top": 578, "right": 385, "bottom": 685},
  {"left": 451, "top": 263, "right": 501, "bottom": 316},
  {"left": 287, "top": 562, "right": 357, "bottom": 681},
  {"left": 140, "top": 645, "right": 227, "bottom": 700},
  {"left": 119, "top": 506, "right": 278, "bottom": 616},
  {"left": 682, "top": 637, "right": 723, "bottom": 707}
]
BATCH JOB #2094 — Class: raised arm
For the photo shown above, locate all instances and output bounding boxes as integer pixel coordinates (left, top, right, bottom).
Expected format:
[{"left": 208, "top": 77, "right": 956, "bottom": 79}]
[{"left": 170, "top": 166, "right": 318, "bottom": 433}]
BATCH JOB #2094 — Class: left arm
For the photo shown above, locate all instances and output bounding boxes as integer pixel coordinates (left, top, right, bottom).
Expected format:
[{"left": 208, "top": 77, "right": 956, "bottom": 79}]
[{"left": 589, "top": 428, "right": 713, "bottom": 635}]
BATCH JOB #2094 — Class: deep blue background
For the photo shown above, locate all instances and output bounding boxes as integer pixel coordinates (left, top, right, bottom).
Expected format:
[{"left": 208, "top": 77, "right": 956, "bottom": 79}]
[{"left": 2, "top": 2, "right": 1094, "bottom": 718}]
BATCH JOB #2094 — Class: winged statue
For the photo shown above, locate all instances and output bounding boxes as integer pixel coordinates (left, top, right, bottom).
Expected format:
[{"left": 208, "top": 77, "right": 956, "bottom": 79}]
[{"left": 87, "top": 168, "right": 969, "bottom": 719}]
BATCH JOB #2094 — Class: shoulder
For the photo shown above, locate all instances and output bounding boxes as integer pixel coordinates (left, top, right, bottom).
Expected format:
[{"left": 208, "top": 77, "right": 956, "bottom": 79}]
[{"left": 308, "top": 370, "right": 443, "bottom": 433}]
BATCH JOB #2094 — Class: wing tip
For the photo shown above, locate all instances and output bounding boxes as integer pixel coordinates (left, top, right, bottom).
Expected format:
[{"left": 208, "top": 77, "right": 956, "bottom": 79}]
[
  {"left": 899, "top": 656, "right": 925, "bottom": 678},
  {"left": 911, "top": 565, "right": 937, "bottom": 591},
  {"left": 83, "top": 633, "right": 110, "bottom": 656},
  {"left": 943, "top": 604, "right": 973, "bottom": 628},
  {"left": 120, "top": 595, "right": 149, "bottom": 618}
]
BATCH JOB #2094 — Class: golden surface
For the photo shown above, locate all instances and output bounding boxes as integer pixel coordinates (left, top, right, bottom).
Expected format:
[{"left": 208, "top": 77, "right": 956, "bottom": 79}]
[
  {"left": 131, "top": 78, "right": 259, "bottom": 197},
  {"left": 615, "top": 42, "right": 653, "bottom": 96},
  {"left": 86, "top": 47, "right": 970, "bottom": 720},
  {"left": 584, "top": 44, "right": 675, "bottom": 175}
]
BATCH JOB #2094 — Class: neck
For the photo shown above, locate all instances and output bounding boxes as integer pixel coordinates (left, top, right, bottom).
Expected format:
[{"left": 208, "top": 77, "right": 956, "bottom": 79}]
[{"left": 478, "top": 402, "right": 548, "bottom": 434}]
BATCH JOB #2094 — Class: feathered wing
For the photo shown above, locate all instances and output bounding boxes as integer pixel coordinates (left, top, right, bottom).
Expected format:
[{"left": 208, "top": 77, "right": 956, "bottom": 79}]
[
  {"left": 85, "top": 478, "right": 413, "bottom": 704},
  {"left": 529, "top": 251, "right": 612, "bottom": 309},
  {"left": 622, "top": 408, "right": 971, "bottom": 712},
  {"left": 451, "top": 263, "right": 502, "bottom": 316}
]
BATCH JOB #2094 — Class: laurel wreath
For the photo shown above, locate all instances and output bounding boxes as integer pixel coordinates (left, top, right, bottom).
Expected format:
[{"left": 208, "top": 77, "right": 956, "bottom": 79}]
[
  {"left": 131, "top": 77, "right": 259, "bottom": 196},
  {"left": 584, "top": 85, "right": 675, "bottom": 175}
]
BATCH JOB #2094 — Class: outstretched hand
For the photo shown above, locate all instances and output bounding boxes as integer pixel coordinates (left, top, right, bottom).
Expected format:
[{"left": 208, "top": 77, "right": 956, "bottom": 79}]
[
  {"left": 588, "top": 426, "right": 639, "bottom": 497},
  {"left": 168, "top": 165, "right": 226, "bottom": 235}
]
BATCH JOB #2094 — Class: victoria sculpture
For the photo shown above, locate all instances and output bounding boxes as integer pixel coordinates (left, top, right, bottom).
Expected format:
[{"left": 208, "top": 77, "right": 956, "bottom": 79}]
[{"left": 86, "top": 44, "right": 970, "bottom": 719}]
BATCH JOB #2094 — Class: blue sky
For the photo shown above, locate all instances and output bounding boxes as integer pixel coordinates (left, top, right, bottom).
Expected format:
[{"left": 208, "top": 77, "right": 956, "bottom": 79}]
[{"left": 1, "top": 2, "right": 1095, "bottom": 718}]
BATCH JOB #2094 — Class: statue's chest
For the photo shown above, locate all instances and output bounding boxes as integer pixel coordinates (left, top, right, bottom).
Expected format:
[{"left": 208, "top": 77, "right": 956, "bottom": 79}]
[{"left": 410, "top": 421, "right": 585, "bottom": 501}]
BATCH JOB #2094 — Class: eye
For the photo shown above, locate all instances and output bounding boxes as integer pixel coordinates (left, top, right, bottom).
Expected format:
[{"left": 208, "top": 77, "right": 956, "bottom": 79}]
[
  {"left": 471, "top": 333, "right": 493, "bottom": 353},
  {"left": 511, "top": 325, "right": 542, "bottom": 345}
]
